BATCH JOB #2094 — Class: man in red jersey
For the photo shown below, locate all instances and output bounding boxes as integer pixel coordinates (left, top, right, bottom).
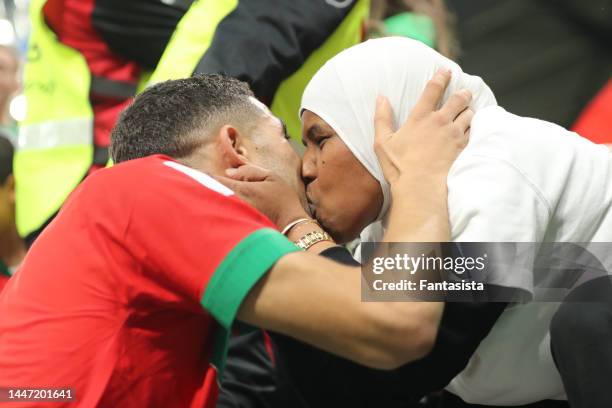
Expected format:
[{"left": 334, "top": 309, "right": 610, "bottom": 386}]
[{"left": 0, "top": 73, "right": 472, "bottom": 407}]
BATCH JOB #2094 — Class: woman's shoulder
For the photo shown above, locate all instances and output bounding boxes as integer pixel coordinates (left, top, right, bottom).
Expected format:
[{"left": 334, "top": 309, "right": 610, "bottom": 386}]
[{"left": 466, "top": 105, "right": 595, "bottom": 161}]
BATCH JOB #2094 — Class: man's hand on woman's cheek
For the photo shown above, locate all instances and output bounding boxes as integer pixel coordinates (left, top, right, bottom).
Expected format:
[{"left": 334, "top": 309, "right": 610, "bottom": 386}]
[{"left": 215, "top": 164, "right": 310, "bottom": 231}]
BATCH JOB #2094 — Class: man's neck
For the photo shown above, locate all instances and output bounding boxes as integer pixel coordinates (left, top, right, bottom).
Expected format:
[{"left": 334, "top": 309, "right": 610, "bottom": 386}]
[
  {"left": 0, "top": 227, "right": 26, "bottom": 268},
  {"left": 178, "top": 151, "right": 222, "bottom": 178}
]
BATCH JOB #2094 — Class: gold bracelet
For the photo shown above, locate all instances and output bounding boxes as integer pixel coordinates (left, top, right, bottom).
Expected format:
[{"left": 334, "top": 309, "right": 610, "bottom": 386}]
[
  {"left": 294, "top": 230, "right": 332, "bottom": 250},
  {"left": 281, "top": 218, "right": 315, "bottom": 236}
]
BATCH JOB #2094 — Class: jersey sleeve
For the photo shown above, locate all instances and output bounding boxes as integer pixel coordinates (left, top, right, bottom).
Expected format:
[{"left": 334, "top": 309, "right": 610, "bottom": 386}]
[{"left": 125, "top": 159, "right": 300, "bottom": 329}]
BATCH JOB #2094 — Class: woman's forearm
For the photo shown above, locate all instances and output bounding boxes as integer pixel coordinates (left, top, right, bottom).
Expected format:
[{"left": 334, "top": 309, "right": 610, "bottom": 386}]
[{"left": 384, "top": 181, "right": 451, "bottom": 243}]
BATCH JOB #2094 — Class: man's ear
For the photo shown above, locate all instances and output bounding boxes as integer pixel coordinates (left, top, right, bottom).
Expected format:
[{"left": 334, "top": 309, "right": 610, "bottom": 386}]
[{"left": 217, "top": 125, "right": 250, "bottom": 169}]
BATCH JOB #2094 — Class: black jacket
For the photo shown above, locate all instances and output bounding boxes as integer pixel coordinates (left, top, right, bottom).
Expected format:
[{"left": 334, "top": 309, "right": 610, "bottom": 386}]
[
  {"left": 92, "top": 0, "right": 357, "bottom": 104},
  {"left": 218, "top": 246, "right": 507, "bottom": 408}
]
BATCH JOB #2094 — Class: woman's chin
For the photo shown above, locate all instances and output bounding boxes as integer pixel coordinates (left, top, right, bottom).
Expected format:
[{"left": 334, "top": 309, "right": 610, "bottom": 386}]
[{"left": 317, "top": 216, "right": 358, "bottom": 245}]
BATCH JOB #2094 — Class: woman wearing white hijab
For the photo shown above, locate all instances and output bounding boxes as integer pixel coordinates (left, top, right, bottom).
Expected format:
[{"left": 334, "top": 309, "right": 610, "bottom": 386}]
[{"left": 300, "top": 37, "right": 612, "bottom": 407}]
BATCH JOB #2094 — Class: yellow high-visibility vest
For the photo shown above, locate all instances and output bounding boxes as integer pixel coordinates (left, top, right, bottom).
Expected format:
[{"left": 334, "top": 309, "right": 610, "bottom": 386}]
[
  {"left": 149, "top": 0, "right": 370, "bottom": 140},
  {"left": 15, "top": 0, "right": 94, "bottom": 238},
  {"left": 16, "top": 0, "right": 148, "bottom": 238}
]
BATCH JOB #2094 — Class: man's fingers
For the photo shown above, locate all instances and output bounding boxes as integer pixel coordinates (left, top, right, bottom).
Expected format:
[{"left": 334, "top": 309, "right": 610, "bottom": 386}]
[
  {"left": 454, "top": 108, "right": 474, "bottom": 136},
  {"left": 212, "top": 175, "right": 245, "bottom": 192},
  {"left": 225, "top": 164, "right": 270, "bottom": 181},
  {"left": 411, "top": 69, "right": 452, "bottom": 119},
  {"left": 212, "top": 175, "right": 264, "bottom": 204},
  {"left": 374, "top": 96, "right": 394, "bottom": 139},
  {"left": 439, "top": 89, "right": 472, "bottom": 122}
]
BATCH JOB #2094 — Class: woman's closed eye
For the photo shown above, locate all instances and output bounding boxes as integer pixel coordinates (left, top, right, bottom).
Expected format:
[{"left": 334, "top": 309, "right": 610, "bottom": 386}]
[{"left": 316, "top": 135, "right": 332, "bottom": 148}]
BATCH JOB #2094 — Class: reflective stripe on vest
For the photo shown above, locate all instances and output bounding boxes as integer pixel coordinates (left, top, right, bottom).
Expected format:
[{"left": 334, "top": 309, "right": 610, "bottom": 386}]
[
  {"left": 14, "top": 133, "right": 93, "bottom": 239},
  {"left": 149, "top": 0, "right": 369, "bottom": 140},
  {"left": 18, "top": 118, "right": 91, "bottom": 150}
]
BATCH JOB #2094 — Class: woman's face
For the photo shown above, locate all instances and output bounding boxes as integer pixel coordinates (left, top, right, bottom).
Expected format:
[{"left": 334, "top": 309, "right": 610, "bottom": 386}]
[{"left": 301, "top": 110, "right": 384, "bottom": 244}]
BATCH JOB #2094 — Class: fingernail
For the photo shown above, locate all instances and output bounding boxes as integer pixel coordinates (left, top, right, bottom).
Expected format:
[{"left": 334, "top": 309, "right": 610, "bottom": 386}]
[
  {"left": 376, "top": 95, "right": 384, "bottom": 106},
  {"left": 225, "top": 168, "right": 237, "bottom": 176}
]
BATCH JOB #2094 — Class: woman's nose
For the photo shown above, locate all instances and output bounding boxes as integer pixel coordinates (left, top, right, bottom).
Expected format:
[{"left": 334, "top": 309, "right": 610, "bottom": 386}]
[{"left": 301, "top": 150, "right": 316, "bottom": 185}]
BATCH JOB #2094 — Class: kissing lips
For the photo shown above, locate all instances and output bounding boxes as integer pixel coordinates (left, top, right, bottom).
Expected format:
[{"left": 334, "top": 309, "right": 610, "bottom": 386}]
[
  {"left": 307, "top": 201, "right": 317, "bottom": 218},
  {"left": 306, "top": 194, "right": 317, "bottom": 218}
]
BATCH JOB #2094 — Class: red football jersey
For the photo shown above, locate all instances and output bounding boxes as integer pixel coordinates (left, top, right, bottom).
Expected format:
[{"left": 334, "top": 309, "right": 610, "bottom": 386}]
[
  {"left": 0, "top": 155, "right": 299, "bottom": 407},
  {"left": 0, "top": 274, "right": 8, "bottom": 293}
]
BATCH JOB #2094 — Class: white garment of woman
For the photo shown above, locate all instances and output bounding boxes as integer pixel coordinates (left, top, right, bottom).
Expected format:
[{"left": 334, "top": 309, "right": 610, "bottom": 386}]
[{"left": 300, "top": 37, "right": 612, "bottom": 404}]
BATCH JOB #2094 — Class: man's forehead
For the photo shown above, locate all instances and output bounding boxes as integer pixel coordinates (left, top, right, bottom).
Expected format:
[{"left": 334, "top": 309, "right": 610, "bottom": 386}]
[
  {"left": 248, "top": 96, "right": 283, "bottom": 128},
  {"left": 248, "top": 96, "right": 272, "bottom": 116}
]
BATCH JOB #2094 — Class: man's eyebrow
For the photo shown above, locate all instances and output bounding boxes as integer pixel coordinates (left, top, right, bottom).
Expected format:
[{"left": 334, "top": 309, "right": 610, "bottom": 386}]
[{"left": 302, "top": 124, "right": 323, "bottom": 146}]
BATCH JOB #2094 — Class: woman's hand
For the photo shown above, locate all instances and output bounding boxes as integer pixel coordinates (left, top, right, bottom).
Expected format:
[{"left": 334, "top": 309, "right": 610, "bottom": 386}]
[
  {"left": 216, "top": 164, "right": 310, "bottom": 231},
  {"left": 373, "top": 69, "right": 473, "bottom": 192},
  {"left": 374, "top": 69, "right": 474, "bottom": 242}
]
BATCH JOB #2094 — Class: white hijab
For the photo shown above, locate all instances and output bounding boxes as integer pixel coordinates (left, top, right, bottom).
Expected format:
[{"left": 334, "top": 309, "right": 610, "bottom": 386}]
[{"left": 300, "top": 37, "right": 497, "bottom": 250}]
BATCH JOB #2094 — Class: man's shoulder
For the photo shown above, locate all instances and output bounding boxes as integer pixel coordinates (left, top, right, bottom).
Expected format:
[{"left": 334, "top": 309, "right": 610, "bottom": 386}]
[
  {"left": 86, "top": 155, "right": 220, "bottom": 194},
  {"left": 103, "top": 154, "right": 170, "bottom": 180},
  {"left": 158, "top": 159, "right": 234, "bottom": 198},
  {"left": 81, "top": 155, "right": 273, "bottom": 227},
  {"left": 90, "top": 155, "right": 244, "bottom": 216},
  {"left": 106, "top": 155, "right": 232, "bottom": 195},
  {"left": 68, "top": 155, "right": 177, "bottom": 208}
]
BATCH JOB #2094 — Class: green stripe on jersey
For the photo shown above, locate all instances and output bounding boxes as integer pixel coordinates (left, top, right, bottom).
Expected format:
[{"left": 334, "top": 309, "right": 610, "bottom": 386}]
[
  {"left": 0, "top": 261, "right": 10, "bottom": 277},
  {"left": 202, "top": 228, "right": 299, "bottom": 375}
]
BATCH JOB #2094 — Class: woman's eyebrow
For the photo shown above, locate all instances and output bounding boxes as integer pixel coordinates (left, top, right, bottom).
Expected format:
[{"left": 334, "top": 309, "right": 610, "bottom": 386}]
[{"left": 302, "top": 124, "right": 324, "bottom": 146}]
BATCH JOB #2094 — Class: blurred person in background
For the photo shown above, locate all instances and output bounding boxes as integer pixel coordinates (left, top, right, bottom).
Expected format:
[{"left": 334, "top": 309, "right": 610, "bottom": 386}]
[
  {"left": 0, "top": 45, "right": 18, "bottom": 141},
  {"left": 16, "top": 0, "right": 369, "bottom": 248},
  {"left": 446, "top": 0, "right": 612, "bottom": 146},
  {"left": 369, "top": 0, "right": 458, "bottom": 59},
  {"left": 0, "top": 134, "right": 25, "bottom": 292}
]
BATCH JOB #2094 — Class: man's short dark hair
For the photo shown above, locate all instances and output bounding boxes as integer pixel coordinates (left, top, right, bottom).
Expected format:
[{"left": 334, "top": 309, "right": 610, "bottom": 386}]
[
  {"left": 0, "top": 134, "right": 13, "bottom": 184},
  {"left": 111, "top": 74, "right": 260, "bottom": 163}
]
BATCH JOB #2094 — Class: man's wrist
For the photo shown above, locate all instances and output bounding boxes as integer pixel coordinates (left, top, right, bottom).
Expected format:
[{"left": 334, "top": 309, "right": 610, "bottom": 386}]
[
  {"left": 277, "top": 210, "right": 311, "bottom": 233},
  {"left": 287, "top": 219, "right": 336, "bottom": 253}
]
